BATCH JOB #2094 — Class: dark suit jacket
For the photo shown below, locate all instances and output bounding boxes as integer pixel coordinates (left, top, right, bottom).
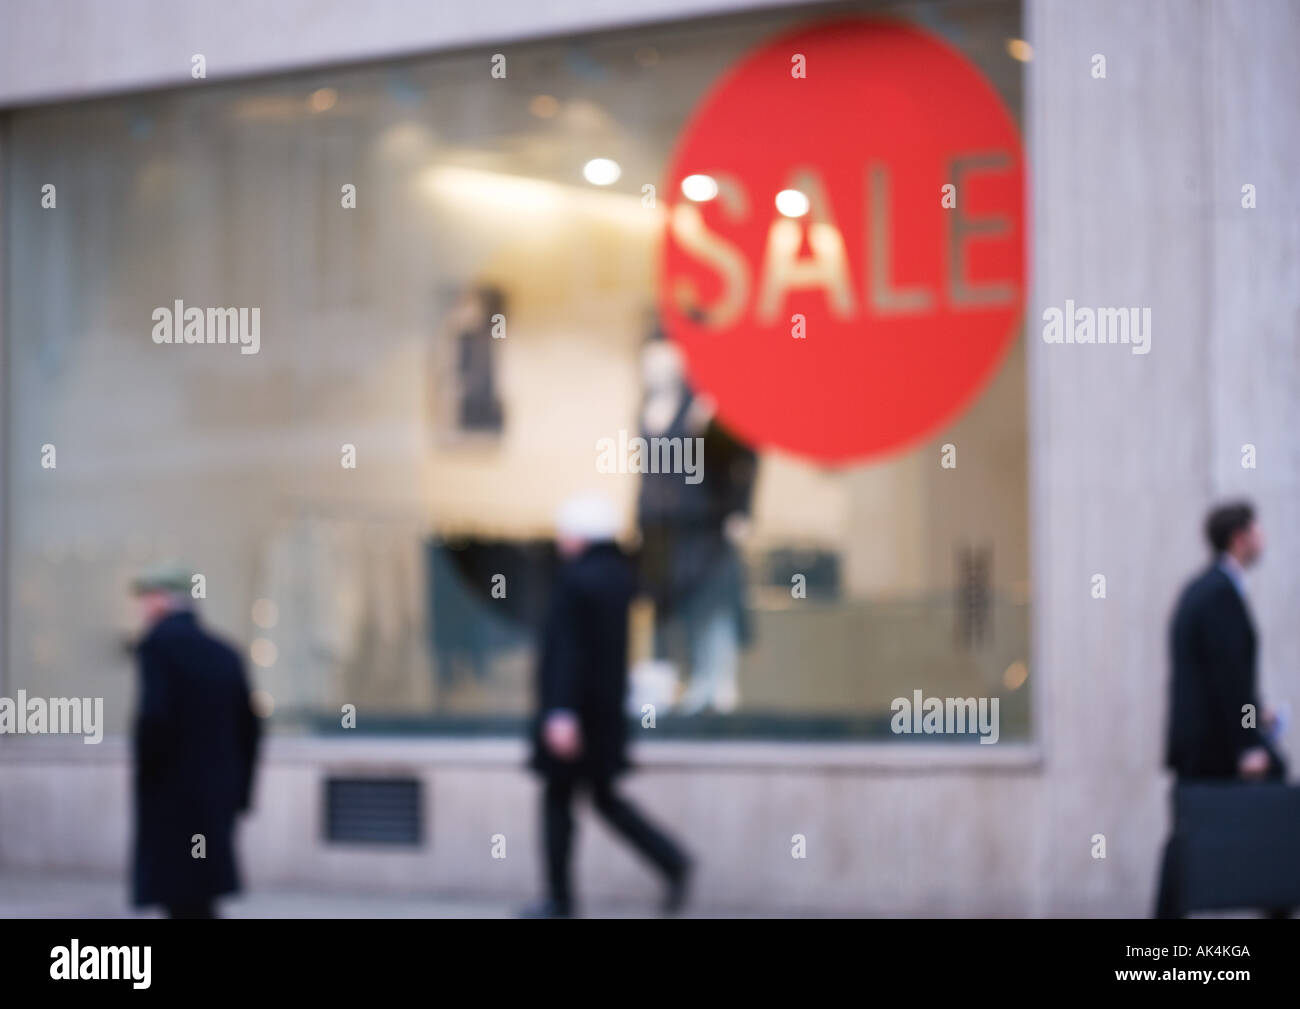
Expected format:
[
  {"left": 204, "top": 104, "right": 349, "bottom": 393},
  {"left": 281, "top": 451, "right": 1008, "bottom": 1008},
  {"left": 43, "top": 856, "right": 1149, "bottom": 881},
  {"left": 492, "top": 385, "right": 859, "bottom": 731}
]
[
  {"left": 132, "top": 611, "right": 261, "bottom": 907},
  {"left": 530, "top": 542, "right": 635, "bottom": 782},
  {"left": 1165, "top": 563, "right": 1281, "bottom": 780}
]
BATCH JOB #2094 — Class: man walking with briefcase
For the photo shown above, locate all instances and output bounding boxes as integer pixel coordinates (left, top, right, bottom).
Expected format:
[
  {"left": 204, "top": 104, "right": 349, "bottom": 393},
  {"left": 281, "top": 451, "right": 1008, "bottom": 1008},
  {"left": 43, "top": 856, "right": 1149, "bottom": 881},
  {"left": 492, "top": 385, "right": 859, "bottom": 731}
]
[{"left": 1156, "top": 502, "right": 1293, "bottom": 917}]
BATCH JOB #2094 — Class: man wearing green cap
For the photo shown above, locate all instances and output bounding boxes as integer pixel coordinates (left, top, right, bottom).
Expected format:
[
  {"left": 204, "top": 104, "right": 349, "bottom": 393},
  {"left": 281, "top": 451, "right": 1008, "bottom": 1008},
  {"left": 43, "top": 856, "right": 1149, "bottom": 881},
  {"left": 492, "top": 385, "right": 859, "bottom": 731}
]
[{"left": 130, "top": 562, "right": 262, "bottom": 919}]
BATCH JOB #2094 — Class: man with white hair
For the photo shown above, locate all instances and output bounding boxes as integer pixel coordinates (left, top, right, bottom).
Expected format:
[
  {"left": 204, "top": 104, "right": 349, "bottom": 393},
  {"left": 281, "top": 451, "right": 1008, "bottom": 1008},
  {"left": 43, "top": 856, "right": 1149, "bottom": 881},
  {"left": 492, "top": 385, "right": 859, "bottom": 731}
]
[{"left": 526, "top": 494, "right": 691, "bottom": 917}]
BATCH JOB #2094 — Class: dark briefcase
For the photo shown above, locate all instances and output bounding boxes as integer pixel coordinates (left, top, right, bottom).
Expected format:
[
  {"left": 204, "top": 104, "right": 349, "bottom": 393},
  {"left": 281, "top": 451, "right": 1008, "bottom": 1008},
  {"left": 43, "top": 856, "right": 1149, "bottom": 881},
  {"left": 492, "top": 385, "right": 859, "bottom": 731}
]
[{"left": 1172, "top": 782, "right": 1300, "bottom": 911}]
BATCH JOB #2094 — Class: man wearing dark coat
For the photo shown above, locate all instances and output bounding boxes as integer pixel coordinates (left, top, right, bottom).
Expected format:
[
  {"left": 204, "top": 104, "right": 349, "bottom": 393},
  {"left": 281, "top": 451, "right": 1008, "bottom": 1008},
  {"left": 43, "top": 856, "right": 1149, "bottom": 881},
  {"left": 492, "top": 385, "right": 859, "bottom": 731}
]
[
  {"left": 527, "top": 495, "right": 691, "bottom": 918},
  {"left": 1155, "top": 502, "right": 1288, "bottom": 917},
  {"left": 131, "top": 563, "right": 261, "bottom": 919}
]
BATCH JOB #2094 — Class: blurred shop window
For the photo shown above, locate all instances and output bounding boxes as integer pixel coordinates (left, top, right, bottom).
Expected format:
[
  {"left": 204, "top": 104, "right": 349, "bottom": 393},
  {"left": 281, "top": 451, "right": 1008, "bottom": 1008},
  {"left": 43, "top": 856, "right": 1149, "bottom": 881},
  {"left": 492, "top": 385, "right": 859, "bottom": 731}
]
[{"left": 3, "top": 0, "right": 1028, "bottom": 742}]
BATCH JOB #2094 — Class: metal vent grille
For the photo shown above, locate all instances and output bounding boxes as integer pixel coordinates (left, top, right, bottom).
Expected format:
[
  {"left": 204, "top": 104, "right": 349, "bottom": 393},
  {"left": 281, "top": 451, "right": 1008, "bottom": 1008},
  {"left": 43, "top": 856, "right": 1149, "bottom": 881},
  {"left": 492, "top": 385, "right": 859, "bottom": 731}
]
[{"left": 324, "top": 777, "right": 423, "bottom": 845}]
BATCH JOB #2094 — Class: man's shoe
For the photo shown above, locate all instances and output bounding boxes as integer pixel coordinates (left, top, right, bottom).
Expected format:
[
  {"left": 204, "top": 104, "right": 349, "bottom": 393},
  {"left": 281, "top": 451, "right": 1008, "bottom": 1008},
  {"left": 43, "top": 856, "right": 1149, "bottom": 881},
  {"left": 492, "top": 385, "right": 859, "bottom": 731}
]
[
  {"left": 520, "top": 899, "right": 574, "bottom": 919},
  {"left": 664, "top": 861, "right": 692, "bottom": 915}
]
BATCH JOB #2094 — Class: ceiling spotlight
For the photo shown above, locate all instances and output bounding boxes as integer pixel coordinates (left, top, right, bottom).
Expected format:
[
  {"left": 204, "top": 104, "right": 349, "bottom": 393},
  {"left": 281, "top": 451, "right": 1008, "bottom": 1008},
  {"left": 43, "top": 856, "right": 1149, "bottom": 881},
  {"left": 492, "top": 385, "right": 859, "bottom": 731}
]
[
  {"left": 530, "top": 94, "right": 559, "bottom": 118},
  {"left": 681, "top": 174, "right": 719, "bottom": 202},
  {"left": 583, "top": 158, "right": 622, "bottom": 186},
  {"left": 775, "top": 189, "right": 810, "bottom": 218},
  {"left": 308, "top": 87, "right": 338, "bottom": 112},
  {"left": 1005, "top": 38, "right": 1033, "bottom": 62}
]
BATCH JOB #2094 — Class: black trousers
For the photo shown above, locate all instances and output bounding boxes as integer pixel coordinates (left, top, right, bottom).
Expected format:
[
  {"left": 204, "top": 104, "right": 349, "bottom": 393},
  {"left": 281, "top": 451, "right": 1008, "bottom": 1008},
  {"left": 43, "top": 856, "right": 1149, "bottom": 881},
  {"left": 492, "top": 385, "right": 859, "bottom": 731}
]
[
  {"left": 1154, "top": 835, "right": 1185, "bottom": 919},
  {"left": 544, "top": 775, "right": 687, "bottom": 909}
]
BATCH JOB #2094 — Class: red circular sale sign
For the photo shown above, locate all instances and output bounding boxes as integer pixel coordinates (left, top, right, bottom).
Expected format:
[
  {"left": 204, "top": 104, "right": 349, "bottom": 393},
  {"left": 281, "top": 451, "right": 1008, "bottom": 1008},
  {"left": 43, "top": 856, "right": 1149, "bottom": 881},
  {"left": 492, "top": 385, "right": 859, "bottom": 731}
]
[{"left": 659, "top": 19, "right": 1025, "bottom": 464}]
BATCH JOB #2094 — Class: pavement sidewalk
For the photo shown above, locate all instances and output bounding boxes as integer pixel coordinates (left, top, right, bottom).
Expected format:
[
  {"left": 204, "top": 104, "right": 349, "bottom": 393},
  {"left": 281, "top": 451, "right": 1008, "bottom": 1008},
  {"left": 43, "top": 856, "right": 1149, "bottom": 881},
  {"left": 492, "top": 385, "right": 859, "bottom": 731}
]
[{"left": 0, "top": 870, "right": 742, "bottom": 918}]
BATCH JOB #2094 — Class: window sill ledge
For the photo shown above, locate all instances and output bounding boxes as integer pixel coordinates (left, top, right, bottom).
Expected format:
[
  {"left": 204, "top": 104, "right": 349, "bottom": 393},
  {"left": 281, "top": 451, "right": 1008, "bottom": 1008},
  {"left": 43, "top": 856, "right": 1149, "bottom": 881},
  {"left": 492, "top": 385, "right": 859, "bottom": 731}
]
[{"left": 0, "top": 734, "right": 1043, "bottom": 772}]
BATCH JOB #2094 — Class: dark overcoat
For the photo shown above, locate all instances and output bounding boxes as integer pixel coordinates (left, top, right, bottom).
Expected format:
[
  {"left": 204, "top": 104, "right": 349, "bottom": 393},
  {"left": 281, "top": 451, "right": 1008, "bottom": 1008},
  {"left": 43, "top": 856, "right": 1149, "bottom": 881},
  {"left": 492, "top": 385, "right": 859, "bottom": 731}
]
[
  {"left": 530, "top": 542, "right": 635, "bottom": 782},
  {"left": 1165, "top": 564, "right": 1284, "bottom": 780},
  {"left": 132, "top": 611, "right": 261, "bottom": 907}
]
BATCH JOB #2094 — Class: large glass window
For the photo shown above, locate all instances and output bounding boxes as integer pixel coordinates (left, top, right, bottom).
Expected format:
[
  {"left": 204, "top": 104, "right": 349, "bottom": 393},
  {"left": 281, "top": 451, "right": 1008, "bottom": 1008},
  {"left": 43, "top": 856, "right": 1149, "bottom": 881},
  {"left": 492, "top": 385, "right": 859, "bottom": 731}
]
[{"left": 5, "top": 0, "right": 1028, "bottom": 741}]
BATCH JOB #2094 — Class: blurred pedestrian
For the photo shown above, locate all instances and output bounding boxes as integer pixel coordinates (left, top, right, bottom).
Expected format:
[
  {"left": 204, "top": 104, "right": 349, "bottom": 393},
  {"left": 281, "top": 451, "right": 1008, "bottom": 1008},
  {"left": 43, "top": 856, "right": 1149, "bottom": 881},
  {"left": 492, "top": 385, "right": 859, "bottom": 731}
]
[
  {"left": 1165, "top": 502, "right": 1284, "bottom": 781},
  {"left": 1156, "top": 502, "right": 1289, "bottom": 917},
  {"left": 526, "top": 495, "right": 691, "bottom": 918},
  {"left": 131, "top": 562, "right": 262, "bottom": 919}
]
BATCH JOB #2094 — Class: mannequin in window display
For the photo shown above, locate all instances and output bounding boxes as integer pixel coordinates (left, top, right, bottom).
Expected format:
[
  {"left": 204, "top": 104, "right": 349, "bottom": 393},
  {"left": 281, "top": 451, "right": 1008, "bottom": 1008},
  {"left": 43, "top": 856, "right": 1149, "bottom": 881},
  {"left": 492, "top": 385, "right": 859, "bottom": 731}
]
[
  {"left": 429, "top": 283, "right": 505, "bottom": 442},
  {"left": 636, "top": 330, "right": 757, "bottom": 715}
]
